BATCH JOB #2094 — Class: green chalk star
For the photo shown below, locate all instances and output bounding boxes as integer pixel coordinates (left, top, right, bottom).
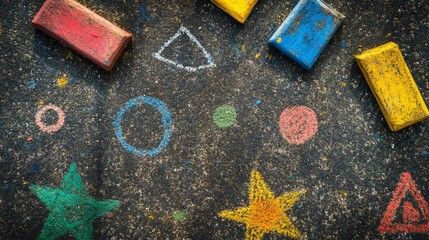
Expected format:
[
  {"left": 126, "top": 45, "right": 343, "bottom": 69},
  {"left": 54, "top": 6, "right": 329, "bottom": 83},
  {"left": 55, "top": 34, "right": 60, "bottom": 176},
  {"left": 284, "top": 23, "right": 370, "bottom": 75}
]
[{"left": 30, "top": 163, "right": 120, "bottom": 240}]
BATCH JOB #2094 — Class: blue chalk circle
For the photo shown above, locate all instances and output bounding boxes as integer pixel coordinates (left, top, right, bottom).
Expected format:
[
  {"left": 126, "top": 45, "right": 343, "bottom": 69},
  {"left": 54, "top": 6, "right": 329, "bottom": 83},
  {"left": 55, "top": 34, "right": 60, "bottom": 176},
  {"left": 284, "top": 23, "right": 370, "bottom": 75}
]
[
  {"left": 113, "top": 96, "right": 173, "bottom": 156},
  {"left": 268, "top": 0, "right": 345, "bottom": 70}
]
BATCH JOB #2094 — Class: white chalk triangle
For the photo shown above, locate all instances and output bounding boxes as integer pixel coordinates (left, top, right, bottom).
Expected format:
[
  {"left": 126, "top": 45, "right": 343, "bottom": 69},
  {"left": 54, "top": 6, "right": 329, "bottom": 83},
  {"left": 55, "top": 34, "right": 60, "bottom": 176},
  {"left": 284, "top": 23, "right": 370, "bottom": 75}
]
[{"left": 153, "top": 26, "right": 216, "bottom": 72}]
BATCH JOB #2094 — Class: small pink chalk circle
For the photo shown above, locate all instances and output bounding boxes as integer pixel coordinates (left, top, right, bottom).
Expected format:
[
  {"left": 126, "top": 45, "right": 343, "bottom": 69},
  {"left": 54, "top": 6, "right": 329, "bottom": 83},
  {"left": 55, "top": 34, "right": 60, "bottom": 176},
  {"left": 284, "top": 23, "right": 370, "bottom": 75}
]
[{"left": 35, "top": 105, "right": 65, "bottom": 133}]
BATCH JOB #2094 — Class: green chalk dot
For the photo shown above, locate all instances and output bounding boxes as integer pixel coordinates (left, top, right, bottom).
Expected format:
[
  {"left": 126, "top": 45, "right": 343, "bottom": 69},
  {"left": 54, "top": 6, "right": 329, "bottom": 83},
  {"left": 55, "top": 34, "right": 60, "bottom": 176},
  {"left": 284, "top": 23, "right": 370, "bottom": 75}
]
[
  {"left": 213, "top": 105, "right": 237, "bottom": 128},
  {"left": 173, "top": 210, "right": 187, "bottom": 223}
]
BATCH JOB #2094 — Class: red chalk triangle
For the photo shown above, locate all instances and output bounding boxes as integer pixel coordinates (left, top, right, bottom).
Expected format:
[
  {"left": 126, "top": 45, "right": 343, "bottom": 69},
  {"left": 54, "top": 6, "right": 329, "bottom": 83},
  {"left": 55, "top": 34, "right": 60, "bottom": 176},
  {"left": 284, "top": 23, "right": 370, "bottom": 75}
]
[
  {"left": 403, "top": 201, "right": 421, "bottom": 224},
  {"left": 378, "top": 172, "right": 429, "bottom": 234}
]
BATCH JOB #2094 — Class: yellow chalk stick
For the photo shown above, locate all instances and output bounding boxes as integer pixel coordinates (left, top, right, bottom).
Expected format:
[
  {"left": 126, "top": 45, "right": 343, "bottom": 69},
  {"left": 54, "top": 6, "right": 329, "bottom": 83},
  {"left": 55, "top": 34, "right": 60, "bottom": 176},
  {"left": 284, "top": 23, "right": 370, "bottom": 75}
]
[
  {"left": 211, "top": 0, "right": 259, "bottom": 23},
  {"left": 355, "top": 42, "right": 429, "bottom": 131}
]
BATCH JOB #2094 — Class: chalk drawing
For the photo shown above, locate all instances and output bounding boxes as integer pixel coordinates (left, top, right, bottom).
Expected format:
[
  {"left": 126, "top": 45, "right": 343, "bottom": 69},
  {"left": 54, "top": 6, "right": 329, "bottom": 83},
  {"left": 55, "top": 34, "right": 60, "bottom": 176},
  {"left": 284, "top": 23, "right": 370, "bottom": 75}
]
[
  {"left": 35, "top": 105, "right": 65, "bottom": 134},
  {"left": 173, "top": 210, "right": 187, "bottom": 223},
  {"left": 57, "top": 74, "right": 69, "bottom": 87},
  {"left": 140, "top": 6, "right": 151, "bottom": 22},
  {"left": 219, "top": 170, "right": 306, "bottom": 240},
  {"left": 213, "top": 105, "right": 237, "bottom": 128},
  {"left": 30, "top": 162, "right": 120, "bottom": 239},
  {"left": 253, "top": 99, "right": 262, "bottom": 106},
  {"left": 153, "top": 26, "right": 215, "bottom": 72},
  {"left": 113, "top": 96, "right": 173, "bottom": 156},
  {"left": 66, "top": 50, "right": 73, "bottom": 60},
  {"left": 378, "top": 172, "right": 429, "bottom": 234},
  {"left": 278, "top": 106, "right": 318, "bottom": 144},
  {"left": 28, "top": 79, "right": 36, "bottom": 89}
]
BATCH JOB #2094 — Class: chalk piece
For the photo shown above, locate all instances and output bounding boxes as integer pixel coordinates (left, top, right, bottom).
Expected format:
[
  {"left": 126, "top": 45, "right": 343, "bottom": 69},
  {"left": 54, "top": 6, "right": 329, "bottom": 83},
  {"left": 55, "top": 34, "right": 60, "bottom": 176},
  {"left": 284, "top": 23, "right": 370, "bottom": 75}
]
[
  {"left": 211, "top": 0, "right": 259, "bottom": 23},
  {"left": 355, "top": 42, "right": 429, "bottom": 131},
  {"left": 32, "top": 0, "right": 132, "bottom": 71},
  {"left": 268, "top": 0, "right": 344, "bottom": 70}
]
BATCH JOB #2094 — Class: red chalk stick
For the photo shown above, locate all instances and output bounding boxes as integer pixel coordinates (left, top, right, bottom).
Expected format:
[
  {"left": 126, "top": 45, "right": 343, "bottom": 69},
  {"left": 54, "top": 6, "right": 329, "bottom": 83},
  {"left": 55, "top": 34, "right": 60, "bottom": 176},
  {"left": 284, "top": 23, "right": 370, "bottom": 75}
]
[{"left": 32, "top": 0, "right": 132, "bottom": 71}]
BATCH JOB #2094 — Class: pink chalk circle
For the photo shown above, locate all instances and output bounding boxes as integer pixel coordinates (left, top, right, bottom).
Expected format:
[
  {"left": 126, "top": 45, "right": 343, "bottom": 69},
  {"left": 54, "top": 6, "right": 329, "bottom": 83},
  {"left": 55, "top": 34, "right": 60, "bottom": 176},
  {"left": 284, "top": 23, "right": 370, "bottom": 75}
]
[
  {"left": 35, "top": 105, "right": 65, "bottom": 134},
  {"left": 278, "top": 106, "right": 318, "bottom": 144}
]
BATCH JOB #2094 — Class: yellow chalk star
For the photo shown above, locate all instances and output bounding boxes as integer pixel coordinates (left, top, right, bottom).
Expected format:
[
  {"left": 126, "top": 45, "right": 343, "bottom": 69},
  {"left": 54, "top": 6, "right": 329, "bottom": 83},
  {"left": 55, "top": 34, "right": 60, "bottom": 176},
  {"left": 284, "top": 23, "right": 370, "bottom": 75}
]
[{"left": 219, "top": 170, "right": 306, "bottom": 240}]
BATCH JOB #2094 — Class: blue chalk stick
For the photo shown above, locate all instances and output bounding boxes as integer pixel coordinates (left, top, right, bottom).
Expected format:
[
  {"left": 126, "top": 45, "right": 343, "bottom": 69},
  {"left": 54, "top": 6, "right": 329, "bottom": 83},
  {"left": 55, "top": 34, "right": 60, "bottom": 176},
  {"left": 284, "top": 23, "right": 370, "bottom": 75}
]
[{"left": 268, "top": 0, "right": 344, "bottom": 70}]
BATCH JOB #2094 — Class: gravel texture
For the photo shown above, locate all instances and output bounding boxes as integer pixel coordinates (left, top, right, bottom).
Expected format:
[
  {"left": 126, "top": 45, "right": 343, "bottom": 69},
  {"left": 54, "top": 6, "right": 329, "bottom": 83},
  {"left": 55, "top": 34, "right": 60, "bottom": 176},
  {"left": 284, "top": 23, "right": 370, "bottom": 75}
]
[{"left": 1, "top": 0, "right": 429, "bottom": 239}]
